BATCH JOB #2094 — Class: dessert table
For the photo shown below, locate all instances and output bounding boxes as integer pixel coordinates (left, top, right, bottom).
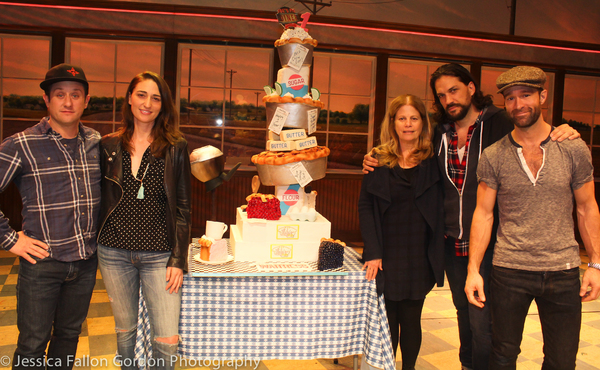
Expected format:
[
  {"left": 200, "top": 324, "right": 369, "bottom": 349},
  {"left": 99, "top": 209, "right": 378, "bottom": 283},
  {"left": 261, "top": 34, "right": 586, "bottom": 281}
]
[{"left": 135, "top": 247, "right": 396, "bottom": 370}]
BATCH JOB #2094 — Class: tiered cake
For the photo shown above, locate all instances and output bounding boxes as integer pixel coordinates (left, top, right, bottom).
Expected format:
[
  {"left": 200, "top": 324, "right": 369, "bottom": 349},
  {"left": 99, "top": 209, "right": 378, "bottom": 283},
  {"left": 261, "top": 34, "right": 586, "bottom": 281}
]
[{"left": 230, "top": 9, "right": 332, "bottom": 262}]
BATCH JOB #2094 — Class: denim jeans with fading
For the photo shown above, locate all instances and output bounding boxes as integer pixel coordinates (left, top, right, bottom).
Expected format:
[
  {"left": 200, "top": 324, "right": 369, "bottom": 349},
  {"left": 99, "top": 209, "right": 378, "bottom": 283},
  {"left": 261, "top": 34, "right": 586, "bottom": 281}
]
[
  {"left": 13, "top": 255, "right": 97, "bottom": 370},
  {"left": 98, "top": 244, "right": 181, "bottom": 370},
  {"left": 444, "top": 237, "right": 493, "bottom": 370},
  {"left": 489, "top": 266, "right": 581, "bottom": 370}
]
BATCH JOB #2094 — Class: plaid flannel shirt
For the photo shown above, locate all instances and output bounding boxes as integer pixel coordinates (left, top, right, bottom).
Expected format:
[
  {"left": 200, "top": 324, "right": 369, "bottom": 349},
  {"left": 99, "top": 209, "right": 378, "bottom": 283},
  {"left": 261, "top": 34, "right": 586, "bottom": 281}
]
[
  {"left": 0, "top": 118, "right": 101, "bottom": 261},
  {"left": 447, "top": 110, "right": 484, "bottom": 256}
]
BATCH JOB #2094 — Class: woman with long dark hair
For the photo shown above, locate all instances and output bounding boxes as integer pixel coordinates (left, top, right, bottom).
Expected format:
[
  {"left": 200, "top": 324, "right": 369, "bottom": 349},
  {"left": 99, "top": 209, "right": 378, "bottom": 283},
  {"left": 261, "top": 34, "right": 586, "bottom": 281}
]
[
  {"left": 359, "top": 94, "right": 444, "bottom": 370},
  {"left": 97, "top": 71, "right": 191, "bottom": 369}
]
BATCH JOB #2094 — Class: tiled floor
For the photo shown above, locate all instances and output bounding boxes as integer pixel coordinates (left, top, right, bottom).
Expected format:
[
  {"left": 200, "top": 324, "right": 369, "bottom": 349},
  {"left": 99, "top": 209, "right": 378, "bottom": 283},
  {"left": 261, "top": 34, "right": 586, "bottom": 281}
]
[{"left": 0, "top": 248, "right": 599, "bottom": 369}]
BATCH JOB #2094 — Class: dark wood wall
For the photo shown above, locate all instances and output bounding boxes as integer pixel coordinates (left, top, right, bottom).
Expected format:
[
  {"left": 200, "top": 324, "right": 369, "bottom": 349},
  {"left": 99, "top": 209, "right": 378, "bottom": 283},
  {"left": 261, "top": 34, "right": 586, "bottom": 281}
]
[{"left": 0, "top": 172, "right": 363, "bottom": 243}]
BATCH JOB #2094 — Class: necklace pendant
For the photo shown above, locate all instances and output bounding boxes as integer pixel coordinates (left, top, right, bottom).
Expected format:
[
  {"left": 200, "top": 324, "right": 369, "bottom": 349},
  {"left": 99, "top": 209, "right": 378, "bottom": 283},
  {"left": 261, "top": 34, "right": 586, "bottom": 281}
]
[{"left": 137, "top": 184, "right": 145, "bottom": 199}]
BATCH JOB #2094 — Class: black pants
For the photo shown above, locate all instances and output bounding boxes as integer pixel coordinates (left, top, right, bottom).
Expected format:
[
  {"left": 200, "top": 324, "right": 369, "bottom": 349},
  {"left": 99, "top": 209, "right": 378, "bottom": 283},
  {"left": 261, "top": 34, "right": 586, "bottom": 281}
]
[{"left": 385, "top": 298, "right": 426, "bottom": 370}]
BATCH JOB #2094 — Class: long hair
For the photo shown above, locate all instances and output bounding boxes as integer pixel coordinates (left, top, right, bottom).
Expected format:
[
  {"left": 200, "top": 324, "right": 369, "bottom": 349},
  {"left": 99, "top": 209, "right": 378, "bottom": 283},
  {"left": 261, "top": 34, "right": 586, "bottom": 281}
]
[
  {"left": 429, "top": 63, "right": 493, "bottom": 124},
  {"left": 374, "top": 94, "right": 433, "bottom": 168},
  {"left": 119, "top": 71, "right": 182, "bottom": 158}
]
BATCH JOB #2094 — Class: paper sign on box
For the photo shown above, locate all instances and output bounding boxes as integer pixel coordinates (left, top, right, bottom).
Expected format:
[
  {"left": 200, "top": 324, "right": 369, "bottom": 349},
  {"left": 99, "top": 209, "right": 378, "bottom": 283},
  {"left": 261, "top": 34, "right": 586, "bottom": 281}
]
[
  {"left": 307, "top": 109, "right": 318, "bottom": 135},
  {"left": 288, "top": 44, "right": 310, "bottom": 71},
  {"left": 290, "top": 162, "right": 313, "bottom": 187},
  {"left": 268, "top": 107, "right": 289, "bottom": 134}
]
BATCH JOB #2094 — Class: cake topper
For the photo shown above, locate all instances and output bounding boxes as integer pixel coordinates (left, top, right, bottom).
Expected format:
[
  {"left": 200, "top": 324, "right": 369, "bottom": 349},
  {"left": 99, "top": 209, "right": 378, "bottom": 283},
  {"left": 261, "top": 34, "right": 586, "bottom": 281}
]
[
  {"left": 276, "top": 7, "right": 311, "bottom": 31},
  {"left": 276, "top": 7, "right": 300, "bottom": 28}
]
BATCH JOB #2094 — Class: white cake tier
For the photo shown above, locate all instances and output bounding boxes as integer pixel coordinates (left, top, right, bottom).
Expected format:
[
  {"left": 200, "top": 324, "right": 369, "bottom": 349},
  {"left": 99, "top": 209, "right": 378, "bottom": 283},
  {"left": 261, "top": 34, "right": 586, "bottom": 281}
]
[{"left": 230, "top": 207, "right": 331, "bottom": 262}]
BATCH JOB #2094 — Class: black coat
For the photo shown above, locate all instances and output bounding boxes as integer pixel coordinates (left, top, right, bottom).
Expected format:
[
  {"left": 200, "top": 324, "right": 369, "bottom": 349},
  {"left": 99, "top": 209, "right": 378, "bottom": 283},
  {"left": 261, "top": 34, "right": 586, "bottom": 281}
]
[
  {"left": 98, "top": 134, "right": 192, "bottom": 272},
  {"left": 359, "top": 156, "right": 445, "bottom": 296}
]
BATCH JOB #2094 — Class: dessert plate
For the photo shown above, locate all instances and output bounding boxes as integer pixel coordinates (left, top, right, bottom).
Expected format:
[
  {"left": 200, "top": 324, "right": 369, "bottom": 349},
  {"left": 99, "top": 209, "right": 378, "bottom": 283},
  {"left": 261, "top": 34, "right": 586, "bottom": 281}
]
[{"left": 193, "top": 254, "right": 234, "bottom": 265}]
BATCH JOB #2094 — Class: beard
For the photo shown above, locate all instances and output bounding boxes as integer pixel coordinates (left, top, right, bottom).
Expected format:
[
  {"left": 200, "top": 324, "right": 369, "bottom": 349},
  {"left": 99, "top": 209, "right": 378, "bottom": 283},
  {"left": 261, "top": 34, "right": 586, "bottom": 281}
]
[
  {"left": 444, "top": 102, "right": 470, "bottom": 122},
  {"left": 510, "top": 105, "right": 542, "bottom": 129}
]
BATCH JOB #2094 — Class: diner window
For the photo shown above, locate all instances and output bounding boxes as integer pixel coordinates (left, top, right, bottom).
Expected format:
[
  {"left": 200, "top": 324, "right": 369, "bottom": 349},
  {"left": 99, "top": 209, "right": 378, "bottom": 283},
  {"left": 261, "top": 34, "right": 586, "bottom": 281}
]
[
  {"left": 178, "top": 45, "right": 272, "bottom": 166},
  {"left": 387, "top": 59, "right": 451, "bottom": 112},
  {"left": 563, "top": 74, "right": 600, "bottom": 177},
  {"left": 313, "top": 53, "right": 375, "bottom": 171},
  {"left": 481, "top": 66, "right": 554, "bottom": 124},
  {"left": 66, "top": 38, "right": 164, "bottom": 136},
  {"left": 0, "top": 35, "right": 51, "bottom": 140}
]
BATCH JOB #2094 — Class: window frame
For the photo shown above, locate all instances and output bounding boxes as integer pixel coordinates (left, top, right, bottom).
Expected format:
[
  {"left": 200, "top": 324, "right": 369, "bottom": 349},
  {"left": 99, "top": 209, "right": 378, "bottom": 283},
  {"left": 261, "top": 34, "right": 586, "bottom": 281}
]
[
  {"left": 0, "top": 34, "right": 52, "bottom": 140},
  {"left": 65, "top": 37, "right": 165, "bottom": 133}
]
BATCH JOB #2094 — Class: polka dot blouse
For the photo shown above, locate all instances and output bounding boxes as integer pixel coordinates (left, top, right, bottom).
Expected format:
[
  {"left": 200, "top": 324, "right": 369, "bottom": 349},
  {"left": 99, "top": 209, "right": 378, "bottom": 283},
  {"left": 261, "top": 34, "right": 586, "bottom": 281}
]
[{"left": 99, "top": 147, "right": 171, "bottom": 252}]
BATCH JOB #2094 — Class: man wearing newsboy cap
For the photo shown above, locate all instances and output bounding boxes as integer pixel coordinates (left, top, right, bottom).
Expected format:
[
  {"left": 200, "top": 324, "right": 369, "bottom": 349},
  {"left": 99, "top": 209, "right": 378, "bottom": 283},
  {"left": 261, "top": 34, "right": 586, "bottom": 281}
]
[
  {"left": 0, "top": 63, "right": 101, "bottom": 369},
  {"left": 465, "top": 66, "right": 600, "bottom": 369}
]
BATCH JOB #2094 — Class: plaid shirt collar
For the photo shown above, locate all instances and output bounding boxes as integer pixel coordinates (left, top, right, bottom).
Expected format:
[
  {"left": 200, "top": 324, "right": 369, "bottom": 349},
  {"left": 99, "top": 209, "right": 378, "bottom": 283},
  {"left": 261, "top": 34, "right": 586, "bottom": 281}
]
[
  {"left": 446, "top": 108, "right": 486, "bottom": 256},
  {"left": 39, "top": 117, "right": 88, "bottom": 141}
]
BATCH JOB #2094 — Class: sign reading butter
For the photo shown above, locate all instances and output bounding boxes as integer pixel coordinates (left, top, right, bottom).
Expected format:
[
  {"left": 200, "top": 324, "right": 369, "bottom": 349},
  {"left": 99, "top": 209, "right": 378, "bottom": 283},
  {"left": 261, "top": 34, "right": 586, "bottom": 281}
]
[
  {"left": 267, "top": 140, "right": 295, "bottom": 151},
  {"left": 277, "top": 225, "right": 299, "bottom": 239},
  {"left": 295, "top": 136, "right": 317, "bottom": 150},
  {"left": 270, "top": 244, "right": 293, "bottom": 259},
  {"left": 281, "top": 129, "right": 306, "bottom": 141}
]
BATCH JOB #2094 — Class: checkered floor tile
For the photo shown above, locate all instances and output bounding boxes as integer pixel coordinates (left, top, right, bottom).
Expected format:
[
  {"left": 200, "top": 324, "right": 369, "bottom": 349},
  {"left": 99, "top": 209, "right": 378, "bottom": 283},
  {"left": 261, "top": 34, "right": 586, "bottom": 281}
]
[{"left": 0, "top": 248, "right": 598, "bottom": 369}]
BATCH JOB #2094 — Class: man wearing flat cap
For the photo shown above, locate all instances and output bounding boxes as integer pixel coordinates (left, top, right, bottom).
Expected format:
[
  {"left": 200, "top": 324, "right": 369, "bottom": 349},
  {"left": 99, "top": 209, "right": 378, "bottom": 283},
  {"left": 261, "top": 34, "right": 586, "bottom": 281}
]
[
  {"left": 0, "top": 63, "right": 101, "bottom": 369},
  {"left": 363, "top": 63, "right": 579, "bottom": 370},
  {"left": 465, "top": 65, "right": 600, "bottom": 369}
]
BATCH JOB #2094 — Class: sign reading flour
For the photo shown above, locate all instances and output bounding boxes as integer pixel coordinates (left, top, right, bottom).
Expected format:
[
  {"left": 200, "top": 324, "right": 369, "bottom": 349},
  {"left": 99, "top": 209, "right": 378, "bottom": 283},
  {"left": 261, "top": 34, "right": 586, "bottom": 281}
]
[
  {"left": 270, "top": 244, "right": 293, "bottom": 259},
  {"left": 275, "top": 184, "right": 302, "bottom": 215}
]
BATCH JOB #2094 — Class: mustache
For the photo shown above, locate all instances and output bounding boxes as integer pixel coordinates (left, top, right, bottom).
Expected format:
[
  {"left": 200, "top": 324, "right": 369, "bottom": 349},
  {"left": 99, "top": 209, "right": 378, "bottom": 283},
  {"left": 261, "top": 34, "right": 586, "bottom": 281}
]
[{"left": 510, "top": 108, "right": 532, "bottom": 115}]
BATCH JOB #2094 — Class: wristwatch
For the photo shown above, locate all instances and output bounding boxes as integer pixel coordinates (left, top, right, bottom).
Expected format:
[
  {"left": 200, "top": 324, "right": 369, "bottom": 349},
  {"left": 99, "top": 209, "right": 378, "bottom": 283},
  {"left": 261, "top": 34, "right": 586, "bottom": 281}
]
[{"left": 589, "top": 262, "right": 600, "bottom": 271}]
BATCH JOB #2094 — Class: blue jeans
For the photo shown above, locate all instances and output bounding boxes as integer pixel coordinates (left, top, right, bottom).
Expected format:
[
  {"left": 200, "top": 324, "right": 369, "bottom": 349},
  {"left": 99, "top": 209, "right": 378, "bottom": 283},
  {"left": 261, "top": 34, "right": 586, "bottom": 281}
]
[
  {"left": 444, "top": 237, "right": 493, "bottom": 370},
  {"left": 13, "top": 255, "right": 97, "bottom": 370},
  {"left": 98, "top": 244, "right": 181, "bottom": 370},
  {"left": 490, "top": 266, "right": 581, "bottom": 370}
]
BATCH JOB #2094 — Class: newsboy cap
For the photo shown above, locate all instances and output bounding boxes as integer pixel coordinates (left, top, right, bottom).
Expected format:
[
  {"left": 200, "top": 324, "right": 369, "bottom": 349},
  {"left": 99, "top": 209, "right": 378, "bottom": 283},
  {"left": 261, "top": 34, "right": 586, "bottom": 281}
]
[
  {"left": 40, "top": 63, "right": 88, "bottom": 92},
  {"left": 496, "top": 66, "right": 546, "bottom": 94}
]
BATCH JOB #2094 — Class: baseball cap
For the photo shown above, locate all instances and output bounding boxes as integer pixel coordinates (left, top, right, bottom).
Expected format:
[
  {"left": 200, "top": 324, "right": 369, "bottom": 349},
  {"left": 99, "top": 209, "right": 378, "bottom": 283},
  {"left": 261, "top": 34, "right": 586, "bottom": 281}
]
[{"left": 40, "top": 63, "right": 89, "bottom": 92}]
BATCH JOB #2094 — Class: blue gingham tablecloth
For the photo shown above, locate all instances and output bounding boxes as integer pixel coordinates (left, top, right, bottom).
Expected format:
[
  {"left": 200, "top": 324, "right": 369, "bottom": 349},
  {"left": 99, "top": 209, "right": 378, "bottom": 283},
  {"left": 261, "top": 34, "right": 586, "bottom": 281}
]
[{"left": 136, "top": 247, "right": 395, "bottom": 370}]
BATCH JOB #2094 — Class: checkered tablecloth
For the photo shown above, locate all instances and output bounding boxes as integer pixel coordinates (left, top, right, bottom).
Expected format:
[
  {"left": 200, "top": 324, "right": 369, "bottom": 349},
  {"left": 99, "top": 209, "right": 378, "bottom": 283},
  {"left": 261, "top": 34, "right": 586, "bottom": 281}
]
[{"left": 136, "top": 247, "right": 395, "bottom": 370}]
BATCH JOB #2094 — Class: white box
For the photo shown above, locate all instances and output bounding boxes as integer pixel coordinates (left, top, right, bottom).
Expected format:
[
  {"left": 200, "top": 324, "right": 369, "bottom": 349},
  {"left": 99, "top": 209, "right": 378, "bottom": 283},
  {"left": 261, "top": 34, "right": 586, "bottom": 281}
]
[{"left": 230, "top": 207, "right": 331, "bottom": 262}]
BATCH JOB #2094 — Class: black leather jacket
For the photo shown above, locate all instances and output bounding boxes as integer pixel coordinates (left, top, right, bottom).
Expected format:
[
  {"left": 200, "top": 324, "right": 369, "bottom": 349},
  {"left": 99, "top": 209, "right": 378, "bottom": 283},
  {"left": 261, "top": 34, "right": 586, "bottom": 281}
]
[{"left": 98, "top": 134, "right": 192, "bottom": 272}]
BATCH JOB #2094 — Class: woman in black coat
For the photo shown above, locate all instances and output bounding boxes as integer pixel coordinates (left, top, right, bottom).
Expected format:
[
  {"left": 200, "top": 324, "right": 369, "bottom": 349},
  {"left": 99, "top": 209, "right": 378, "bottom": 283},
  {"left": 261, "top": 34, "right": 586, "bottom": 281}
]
[{"left": 359, "top": 94, "right": 444, "bottom": 370}]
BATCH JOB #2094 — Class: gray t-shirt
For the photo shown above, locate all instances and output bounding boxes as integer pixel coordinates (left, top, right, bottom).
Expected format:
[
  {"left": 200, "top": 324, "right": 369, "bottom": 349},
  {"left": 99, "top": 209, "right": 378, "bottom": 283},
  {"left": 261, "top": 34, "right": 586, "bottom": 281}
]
[{"left": 477, "top": 132, "right": 593, "bottom": 271}]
